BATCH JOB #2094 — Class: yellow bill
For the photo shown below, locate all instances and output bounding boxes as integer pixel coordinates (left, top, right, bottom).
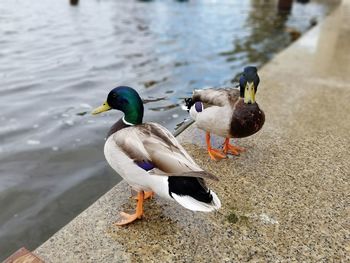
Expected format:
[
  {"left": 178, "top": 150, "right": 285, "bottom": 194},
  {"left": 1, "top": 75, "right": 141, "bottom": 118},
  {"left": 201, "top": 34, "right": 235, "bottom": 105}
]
[
  {"left": 244, "top": 82, "right": 256, "bottom": 104},
  {"left": 92, "top": 101, "right": 112, "bottom": 115}
]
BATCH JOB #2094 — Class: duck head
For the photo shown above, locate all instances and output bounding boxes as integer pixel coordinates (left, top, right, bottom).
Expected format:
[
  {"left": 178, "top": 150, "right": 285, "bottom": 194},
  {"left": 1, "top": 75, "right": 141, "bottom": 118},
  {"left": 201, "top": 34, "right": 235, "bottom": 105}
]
[
  {"left": 92, "top": 86, "right": 144, "bottom": 125},
  {"left": 239, "top": 66, "right": 260, "bottom": 104}
]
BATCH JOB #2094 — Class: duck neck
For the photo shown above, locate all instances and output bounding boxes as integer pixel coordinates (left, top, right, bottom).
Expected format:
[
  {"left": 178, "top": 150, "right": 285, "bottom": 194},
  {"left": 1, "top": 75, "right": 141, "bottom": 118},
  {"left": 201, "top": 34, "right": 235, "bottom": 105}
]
[{"left": 122, "top": 105, "right": 144, "bottom": 126}]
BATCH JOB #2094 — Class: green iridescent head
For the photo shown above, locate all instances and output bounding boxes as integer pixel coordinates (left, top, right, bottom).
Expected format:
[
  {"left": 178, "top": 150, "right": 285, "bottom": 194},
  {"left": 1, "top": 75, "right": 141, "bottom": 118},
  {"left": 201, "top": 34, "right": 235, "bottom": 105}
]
[
  {"left": 92, "top": 86, "right": 144, "bottom": 125},
  {"left": 239, "top": 66, "right": 260, "bottom": 104}
]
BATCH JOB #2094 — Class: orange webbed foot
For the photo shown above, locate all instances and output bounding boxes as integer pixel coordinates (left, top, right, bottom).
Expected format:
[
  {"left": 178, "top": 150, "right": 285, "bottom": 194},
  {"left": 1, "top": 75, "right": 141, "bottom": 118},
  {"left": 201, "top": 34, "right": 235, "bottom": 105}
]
[
  {"left": 115, "top": 191, "right": 144, "bottom": 226},
  {"left": 206, "top": 132, "right": 226, "bottom": 161},
  {"left": 208, "top": 148, "right": 227, "bottom": 160},
  {"left": 114, "top": 211, "right": 144, "bottom": 226},
  {"left": 223, "top": 138, "right": 246, "bottom": 155}
]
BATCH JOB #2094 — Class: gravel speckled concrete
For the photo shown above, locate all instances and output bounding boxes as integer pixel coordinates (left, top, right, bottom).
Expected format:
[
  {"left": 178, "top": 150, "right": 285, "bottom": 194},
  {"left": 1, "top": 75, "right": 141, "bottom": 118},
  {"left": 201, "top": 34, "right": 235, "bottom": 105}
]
[{"left": 35, "top": 1, "right": 350, "bottom": 262}]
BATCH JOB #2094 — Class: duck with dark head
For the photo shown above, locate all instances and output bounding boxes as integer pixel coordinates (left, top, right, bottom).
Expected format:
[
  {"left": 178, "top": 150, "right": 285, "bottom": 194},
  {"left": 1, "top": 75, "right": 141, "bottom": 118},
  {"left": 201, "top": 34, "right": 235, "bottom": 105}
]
[
  {"left": 185, "top": 66, "right": 265, "bottom": 160},
  {"left": 92, "top": 86, "right": 221, "bottom": 226}
]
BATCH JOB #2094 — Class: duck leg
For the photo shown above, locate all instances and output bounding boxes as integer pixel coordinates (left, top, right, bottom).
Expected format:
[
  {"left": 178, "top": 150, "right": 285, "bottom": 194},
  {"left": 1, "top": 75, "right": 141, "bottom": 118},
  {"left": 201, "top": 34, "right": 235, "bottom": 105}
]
[
  {"left": 130, "top": 189, "right": 154, "bottom": 200},
  {"left": 134, "top": 191, "right": 154, "bottom": 200},
  {"left": 115, "top": 191, "right": 144, "bottom": 226},
  {"left": 206, "top": 132, "right": 226, "bottom": 160},
  {"left": 223, "top": 138, "right": 246, "bottom": 155}
]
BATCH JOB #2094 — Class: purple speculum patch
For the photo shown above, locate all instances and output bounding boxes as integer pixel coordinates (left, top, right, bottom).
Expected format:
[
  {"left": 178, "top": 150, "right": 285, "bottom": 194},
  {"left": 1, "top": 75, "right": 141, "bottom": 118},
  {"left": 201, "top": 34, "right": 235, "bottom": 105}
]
[
  {"left": 194, "top": 101, "right": 203, "bottom": 112},
  {"left": 135, "top": 160, "right": 155, "bottom": 171}
]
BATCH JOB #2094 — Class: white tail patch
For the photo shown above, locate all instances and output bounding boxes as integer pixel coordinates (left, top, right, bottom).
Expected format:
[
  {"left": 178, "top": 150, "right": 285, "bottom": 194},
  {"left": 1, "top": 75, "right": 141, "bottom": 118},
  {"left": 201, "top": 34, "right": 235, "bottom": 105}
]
[{"left": 172, "top": 191, "right": 221, "bottom": 212}]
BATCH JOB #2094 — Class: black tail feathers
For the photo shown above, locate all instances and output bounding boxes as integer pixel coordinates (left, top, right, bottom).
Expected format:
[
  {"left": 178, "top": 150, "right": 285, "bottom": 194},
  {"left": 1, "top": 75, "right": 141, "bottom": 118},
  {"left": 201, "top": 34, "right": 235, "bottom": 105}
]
[{"left": 184, "top": 98, "right": 194, "bottom": 112}]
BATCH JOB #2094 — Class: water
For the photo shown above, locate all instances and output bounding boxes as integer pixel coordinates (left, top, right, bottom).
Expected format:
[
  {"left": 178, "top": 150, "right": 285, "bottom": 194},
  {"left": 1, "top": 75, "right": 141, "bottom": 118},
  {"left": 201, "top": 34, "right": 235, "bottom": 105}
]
[{"left": 0, "top": 0, "right": 337, "bottom": 259}]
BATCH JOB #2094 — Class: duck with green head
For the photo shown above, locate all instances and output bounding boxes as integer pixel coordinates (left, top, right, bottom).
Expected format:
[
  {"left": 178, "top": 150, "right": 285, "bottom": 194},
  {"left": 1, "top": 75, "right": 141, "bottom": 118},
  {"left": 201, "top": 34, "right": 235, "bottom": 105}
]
[
  {"left": 92, "top": 86, "right": 221, "bottom": 226},
  {"left": 185, "top": 66, "right": 265, "bottom": 160}
]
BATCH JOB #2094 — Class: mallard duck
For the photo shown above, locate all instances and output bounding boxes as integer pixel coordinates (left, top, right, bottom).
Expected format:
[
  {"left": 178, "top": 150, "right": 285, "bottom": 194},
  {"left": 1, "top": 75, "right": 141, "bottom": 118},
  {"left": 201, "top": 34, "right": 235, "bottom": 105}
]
[
  {"left": 92, "top": 86, "right": 221, "bottom": 225},
  {"left": 185, "top": 66, "right": 265, "bottom": 160}
]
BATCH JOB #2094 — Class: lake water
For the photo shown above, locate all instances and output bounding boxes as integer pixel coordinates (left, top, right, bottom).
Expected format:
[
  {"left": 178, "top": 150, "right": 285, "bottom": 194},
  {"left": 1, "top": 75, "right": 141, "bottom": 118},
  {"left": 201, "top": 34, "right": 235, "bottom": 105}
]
[{"left": 0, "top": 0, "right": 337, "bottom": 259}]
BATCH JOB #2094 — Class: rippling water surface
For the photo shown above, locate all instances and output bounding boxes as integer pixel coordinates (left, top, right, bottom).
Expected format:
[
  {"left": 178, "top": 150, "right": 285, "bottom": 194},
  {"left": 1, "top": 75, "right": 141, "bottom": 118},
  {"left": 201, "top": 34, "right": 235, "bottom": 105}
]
[{"left": 0, "top": 0, "right": 337, "bottom": 259}]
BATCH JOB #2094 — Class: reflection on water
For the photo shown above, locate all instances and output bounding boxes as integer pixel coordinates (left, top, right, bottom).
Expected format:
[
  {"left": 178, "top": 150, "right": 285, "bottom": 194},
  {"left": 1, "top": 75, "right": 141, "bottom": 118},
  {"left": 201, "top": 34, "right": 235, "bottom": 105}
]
[
  {"left": 142, "top": 96, "right": 167, "bottom": 104},
  {"left": 70, "top": 0, "right": 79, "bottom": 6},
  {"left": 0, "top": 0, "right": 337, "bottom": 259}
]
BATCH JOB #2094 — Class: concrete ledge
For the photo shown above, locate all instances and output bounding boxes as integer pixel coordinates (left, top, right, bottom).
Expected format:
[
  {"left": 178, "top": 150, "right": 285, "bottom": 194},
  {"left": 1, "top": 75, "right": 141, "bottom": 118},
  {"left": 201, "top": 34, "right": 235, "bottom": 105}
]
[{"left": 35, "top": 1, "right": 350, "bottom": 262}]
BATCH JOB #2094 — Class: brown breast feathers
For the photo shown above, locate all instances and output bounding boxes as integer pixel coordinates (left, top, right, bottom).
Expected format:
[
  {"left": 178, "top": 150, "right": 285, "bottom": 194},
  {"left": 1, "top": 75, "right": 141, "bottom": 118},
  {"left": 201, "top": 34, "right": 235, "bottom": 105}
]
[{"left": 230, "top": 100, "right": 265, "bottom": 138}]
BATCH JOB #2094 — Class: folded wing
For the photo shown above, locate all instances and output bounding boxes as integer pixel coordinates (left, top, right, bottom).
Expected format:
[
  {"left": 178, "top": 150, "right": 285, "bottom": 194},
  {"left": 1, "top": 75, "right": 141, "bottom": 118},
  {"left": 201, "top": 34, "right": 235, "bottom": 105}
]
[
  {"left": 192, "top": 88, "right": 240, "bottom": 107},
  {"left": 112, "top": 122, "right": 218, "bottom": 180}
]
